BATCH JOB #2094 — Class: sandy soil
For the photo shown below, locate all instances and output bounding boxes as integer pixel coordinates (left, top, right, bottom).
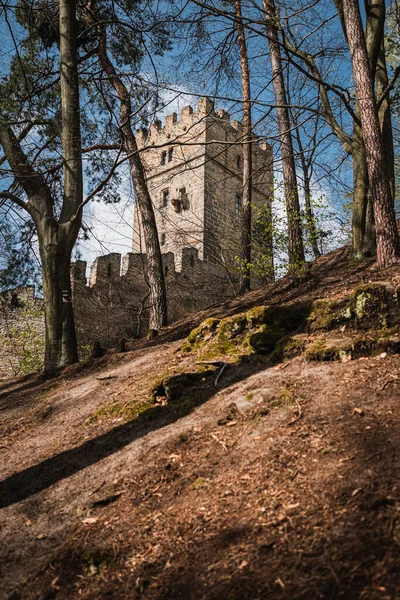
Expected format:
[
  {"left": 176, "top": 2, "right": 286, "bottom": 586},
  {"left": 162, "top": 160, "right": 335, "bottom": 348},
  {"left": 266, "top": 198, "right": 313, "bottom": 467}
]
[{"left": 1, "top": 247, "right": 400, "bottom": 600}]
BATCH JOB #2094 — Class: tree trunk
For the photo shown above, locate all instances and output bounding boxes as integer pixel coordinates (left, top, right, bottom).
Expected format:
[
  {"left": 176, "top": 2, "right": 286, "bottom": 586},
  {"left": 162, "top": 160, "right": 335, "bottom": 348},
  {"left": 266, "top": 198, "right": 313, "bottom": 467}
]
[
  {"left": 290, "top": 105, "right": 321, "bottom": 259},
  {"left": 235, "top": 0, "right": 252, "bottom": 293},
  {"left": 351, "top": 122, "right": 376, "bottom": 257},
  {"left": 40, "top": 235, "right": 78, "bottom": 370},
  {"left": 262, "top": 0, "right": 305, "bottom": 272},
  {"left": 376, "top": 40, "right": 395, "bottom": 203},
  {"left": 98, "top": 31, "right": 167, "bottom": 330},
  {"left": 341, "top": 0, "right": 399, "bottom": 267},
  {"left": 303, "top": 174, "right": 321, "bottom": 259},
  {"left": 0, "top": 0, "right": 83, "bottom": 371}
]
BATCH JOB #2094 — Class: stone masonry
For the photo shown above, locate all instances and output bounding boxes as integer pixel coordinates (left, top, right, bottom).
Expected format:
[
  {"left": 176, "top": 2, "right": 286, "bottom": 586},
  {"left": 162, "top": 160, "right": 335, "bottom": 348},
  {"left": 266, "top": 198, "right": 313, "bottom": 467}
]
[
  {"left": 133, "top": 96, "right": 274, "bottom": 272},
  {"left": 0, "top": 97, "right": 274, "bottom": 377}
]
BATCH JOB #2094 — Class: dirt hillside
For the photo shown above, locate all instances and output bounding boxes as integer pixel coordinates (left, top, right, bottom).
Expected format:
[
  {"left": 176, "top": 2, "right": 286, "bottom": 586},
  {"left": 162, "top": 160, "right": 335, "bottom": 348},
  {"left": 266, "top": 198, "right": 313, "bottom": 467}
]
[{"left": 1, "top": 246, "right": 400, "bottom": 600}]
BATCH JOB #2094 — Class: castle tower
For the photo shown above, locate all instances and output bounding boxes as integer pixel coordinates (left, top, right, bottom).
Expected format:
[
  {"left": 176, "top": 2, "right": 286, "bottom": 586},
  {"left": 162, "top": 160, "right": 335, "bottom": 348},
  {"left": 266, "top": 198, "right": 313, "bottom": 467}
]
[{"left": 133, "top": 97, "right": 273, "bottom": 274}]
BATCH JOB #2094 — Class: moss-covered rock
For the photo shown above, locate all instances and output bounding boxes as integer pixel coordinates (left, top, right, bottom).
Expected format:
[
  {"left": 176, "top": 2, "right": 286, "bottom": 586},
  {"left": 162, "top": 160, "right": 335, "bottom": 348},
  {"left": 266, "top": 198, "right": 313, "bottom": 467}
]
[
  {"left": 349, "top": 283, "right": 390, "bottom": 328},
  {"left": 152, "top": 372, "right": 207, "bottom": 401},
  {"left": 351, "top": 335, "right": 379, "bottom": 358},
  {"left": 217, "top": 313, "right": 247, "bottom": 341},
  {"left": 307, "top": 299, "right": 345, "bottom": 332},
  {"left": 182, "top": 317, "right": 220, "bottom": 351},
  {"left": 245, "top": 325, "right": 285, "bottom": 354},
  {"left": 272, "top": 334, "right": 307, "bottom": 361},
  {"left": 246, "top": 303, "right": 306, "bottom": 332},
  {"left": 305, "top": 338, "right": 352, "bottom": 362}
]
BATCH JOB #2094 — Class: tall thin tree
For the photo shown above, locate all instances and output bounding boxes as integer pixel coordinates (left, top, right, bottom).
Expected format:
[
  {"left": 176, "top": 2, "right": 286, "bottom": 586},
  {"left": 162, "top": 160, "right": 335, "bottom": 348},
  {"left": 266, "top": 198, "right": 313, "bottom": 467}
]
[
  {"left": 262, "top": 0, "right": 305, "bottom": 272},
  {"left": 234, "top": 0, "right": 253, "bottom": 292},
  {"left": 341, "top": 0, "right": 399, "bottom": 266}
]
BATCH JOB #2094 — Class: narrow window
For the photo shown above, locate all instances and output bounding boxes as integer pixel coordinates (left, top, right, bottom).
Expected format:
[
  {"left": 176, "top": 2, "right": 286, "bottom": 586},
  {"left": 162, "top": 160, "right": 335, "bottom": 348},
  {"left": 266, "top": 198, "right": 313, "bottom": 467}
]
[
  {"left": 161, "top": 232, "right": 166, "bottom": 245},
  {"left": 179, "top": 187, "right": 189, "bottom": 210},
  {"left": 235, "top": 192, "right": 241, "bottom": 215},
  {"left": 237, "top": 155, "right": 241, "bottom": 169},
  {"left": 161, "top": 150, "right": 167, "bottom": 165},
  {"left": 168, "top": 147, "right": 174, "bottom": 162},
  {"left": 161, "top": 189, "right": 169, "bottom": 208}
]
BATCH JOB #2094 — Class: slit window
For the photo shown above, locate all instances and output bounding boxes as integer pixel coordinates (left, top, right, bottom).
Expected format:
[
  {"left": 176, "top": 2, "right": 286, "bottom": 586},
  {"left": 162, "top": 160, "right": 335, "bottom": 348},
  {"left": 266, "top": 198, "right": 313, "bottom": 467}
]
[
  {"left": 236, "top": 155, "right": 241, "bottom": 169},
  {"left": 235, "top": 193, "right": 241, "bottom": 215},
  {"left": 168, "top": 148, "right": 174, "bottom": 162},
  {"left": 161, "top": 233, "right": 166, "bottom": 245},
  {"left": 179, "top": 187, "right": 190, "bottom": 210},
  {"left": 161, "top": 150, "right": 167, "bottom": 165},
  {"left": 161, "top": 189, "right": 169, "bottom": 208}
]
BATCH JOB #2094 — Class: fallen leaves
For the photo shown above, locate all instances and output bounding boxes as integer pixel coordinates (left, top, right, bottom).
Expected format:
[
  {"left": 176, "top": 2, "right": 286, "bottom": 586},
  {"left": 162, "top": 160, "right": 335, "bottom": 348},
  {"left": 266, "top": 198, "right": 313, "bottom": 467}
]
[
  {"left": 82, "top": 517, "right": 99, "bottom": 525},
  {"left": 352, "top": 407, "right": 365, "bottom": 416}
]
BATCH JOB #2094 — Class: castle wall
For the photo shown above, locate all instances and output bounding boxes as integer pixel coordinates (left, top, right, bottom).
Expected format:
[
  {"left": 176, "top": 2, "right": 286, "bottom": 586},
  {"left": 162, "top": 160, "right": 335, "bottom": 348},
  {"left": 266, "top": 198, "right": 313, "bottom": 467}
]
[
  {"left": 133, "top": 98, "right": 212, "bottom": 266},
  {"left": 203, "top": 112, "right": 274, "bottom": 272},
  {"left": 71, "top": 248, "right": 235, "bottom": 348},
  {"left": 0, "top": 249, "right": 235, "bottom": 378},
  {"left": 133, "top": 96, "right": 274, "bottom": 282}
]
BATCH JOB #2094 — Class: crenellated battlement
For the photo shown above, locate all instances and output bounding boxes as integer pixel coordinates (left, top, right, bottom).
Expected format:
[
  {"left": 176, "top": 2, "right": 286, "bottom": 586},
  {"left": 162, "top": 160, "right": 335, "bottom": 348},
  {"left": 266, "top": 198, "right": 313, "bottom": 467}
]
[
  {"left": 135, "top": 96, "right": 270, "bottom": 153},
  {"left": 70, "top": 248, "right": 227, "bottom": 291}
]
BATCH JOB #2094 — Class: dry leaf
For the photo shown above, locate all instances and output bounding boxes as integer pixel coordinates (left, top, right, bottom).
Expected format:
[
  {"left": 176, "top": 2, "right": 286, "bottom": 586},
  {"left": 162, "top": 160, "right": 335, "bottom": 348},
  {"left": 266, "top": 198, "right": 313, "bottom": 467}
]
[
  {"left": 353, "top": 407, "right": 364, "bottom": 416},
  {"left": 82, "top": 517, "right": 98, "bottom": 525}
]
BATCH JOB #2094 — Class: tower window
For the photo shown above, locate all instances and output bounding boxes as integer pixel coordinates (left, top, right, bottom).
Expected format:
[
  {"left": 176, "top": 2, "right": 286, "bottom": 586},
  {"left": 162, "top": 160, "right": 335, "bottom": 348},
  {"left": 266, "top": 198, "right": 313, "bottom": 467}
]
[
  {"left": 179, "top": 187, "right": 190, "bottom": 210},
  {"left": 161, "top": 189, "right": 169, "bottom": 207},
  {"left": 235, "top": 192, "right": 241, "bottom": 215},
  {"left": 168, "top": 147, "right": 174, "bottom": 162},
  {"left": 237, "top": 155, "right": 241, "bottom": 169},
  {"left": 161, "top": 232, "right": 166, "bottom": 245},
  {"left": 161, "top": 150, "right": 167, "bottom": 165}
]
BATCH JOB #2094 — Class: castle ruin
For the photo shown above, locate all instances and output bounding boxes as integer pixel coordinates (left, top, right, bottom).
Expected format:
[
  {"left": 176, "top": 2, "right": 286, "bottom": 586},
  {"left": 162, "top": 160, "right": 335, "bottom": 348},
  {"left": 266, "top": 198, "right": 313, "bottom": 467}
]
[{"left": 0, "top": 97, "right": 273, "bottom": 377}]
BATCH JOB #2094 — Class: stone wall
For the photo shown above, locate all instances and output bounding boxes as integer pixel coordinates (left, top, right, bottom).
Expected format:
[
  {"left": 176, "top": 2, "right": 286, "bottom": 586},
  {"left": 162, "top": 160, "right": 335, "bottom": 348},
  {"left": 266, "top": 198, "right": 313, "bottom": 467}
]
[
  {"left": 0, "top": 248, "right": 237, "bottom": 378},
  {"left": 71, "top": 247, "right": 235, "bottom": 348},
  {"left": 133, "top": 96, "right": 274, "bottom": 278}
]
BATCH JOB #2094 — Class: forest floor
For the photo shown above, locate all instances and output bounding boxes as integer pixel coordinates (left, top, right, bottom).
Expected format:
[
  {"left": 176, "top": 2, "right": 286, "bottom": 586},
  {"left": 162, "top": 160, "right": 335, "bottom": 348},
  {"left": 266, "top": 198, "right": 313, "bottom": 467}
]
[{"left": 1, "top": 246, "right": 400, "bottom": 600}]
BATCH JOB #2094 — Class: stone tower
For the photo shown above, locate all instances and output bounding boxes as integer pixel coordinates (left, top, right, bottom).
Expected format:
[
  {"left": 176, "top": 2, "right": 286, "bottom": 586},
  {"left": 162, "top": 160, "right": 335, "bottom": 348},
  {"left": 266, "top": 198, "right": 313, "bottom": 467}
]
[{"left": 133, "top": 96, "right": 273, "bottom": 274}]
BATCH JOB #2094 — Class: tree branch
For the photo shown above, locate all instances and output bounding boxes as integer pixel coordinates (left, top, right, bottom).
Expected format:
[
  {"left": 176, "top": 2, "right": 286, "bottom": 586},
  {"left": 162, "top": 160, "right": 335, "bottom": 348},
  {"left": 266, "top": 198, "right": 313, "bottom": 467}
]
[{"left": 0, "top": 190, "right": 29, "bottom": 211}]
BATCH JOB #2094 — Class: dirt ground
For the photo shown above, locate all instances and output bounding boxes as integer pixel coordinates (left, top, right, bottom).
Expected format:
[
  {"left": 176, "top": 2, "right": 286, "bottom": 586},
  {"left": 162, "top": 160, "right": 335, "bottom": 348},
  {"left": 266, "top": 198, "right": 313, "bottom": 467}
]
[{"left": 1, "top": 247, "right": 400, "bottom": 600}]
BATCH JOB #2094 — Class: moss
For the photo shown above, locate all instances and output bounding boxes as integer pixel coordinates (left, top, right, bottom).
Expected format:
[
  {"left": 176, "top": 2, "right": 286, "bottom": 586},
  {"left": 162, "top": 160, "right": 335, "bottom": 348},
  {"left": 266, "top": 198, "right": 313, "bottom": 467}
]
[
  {"left": 246, "top": 306, "right": 271, "bottom": 328},
  {"left": 349, "top": 283, "right": 389, "bottom": 327},
  {"left": 197, "top": 338, "right": 244, "bottom": 362},
  {"left": 191, "top": 477, "right": 206, "bottom": 490},
  {"left": 272, "top": 334, "right": 307, "bottom": 361},
  {"left": 277, "top": 384, "right": 296, "bottom": 406},
  {"left": 352, "top": 335, "right": 379, "bottom": 358},
  {"left": 246, "top": 304, "right": 306, "bottom": 332},
  {"left": 217, "top": 313, "right": 247, "bottom": 341},
  {"left": 305, "top": 338, "right": 351, "bottom": 362},
  {"left": 245, "top": 324, "right": 285, "bottom": 354},
  {"left": 184, "top": 317, "right": 220, "bottom": 351},
  {"left": 307, "top": 299, "right": 343, "bottom": 332},
  {"left": 81, "top": 547, "right": 115, "bottom": 577}
]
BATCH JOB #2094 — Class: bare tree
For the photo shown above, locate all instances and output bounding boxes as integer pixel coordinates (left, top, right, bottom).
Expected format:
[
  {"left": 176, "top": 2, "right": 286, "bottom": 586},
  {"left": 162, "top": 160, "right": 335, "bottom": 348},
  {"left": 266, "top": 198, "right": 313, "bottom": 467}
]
[
  {"left": 95, "top": 25, "right": 168, "bottom": 331},
  {"left": 262, "top": 0, "right": 305, "bottom": 272},
  {"left": 235, "top": 0, "right": 253, "bottom": 292}
]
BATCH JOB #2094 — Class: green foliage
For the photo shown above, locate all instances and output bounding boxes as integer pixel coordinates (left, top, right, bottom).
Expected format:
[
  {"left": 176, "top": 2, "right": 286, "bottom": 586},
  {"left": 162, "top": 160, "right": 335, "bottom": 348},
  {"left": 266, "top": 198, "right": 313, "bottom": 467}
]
[{"left": 1, "top": 304, "right": 44, "bottom": 375}]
